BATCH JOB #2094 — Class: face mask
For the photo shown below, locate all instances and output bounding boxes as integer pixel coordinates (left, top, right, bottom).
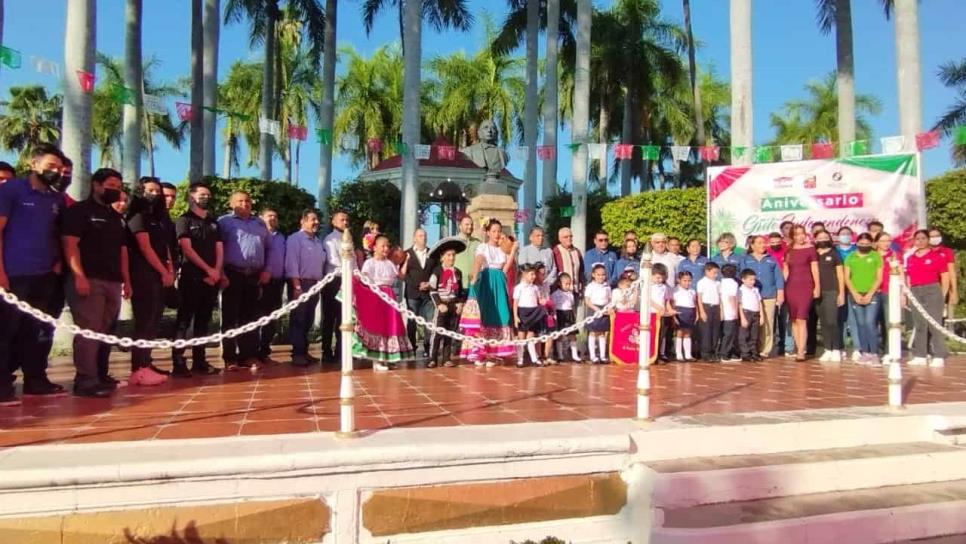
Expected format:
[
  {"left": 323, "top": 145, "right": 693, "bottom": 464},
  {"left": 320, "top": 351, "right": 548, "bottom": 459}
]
[
  {"left": 769, "top": 243, "right": 782, "bottom": 251},
  {"left": 101, "top": 188, "right": 121, "bottom": 205},
  {"left": 815, "top": 241, "right": 832, "bottom": 249},
  {"left": 839, "top": 235, "right": 852, "bottom": 245},
  {"left": 54, "top": 175, "right": 71, "bottom": 193},
  {"left": 857, "top": 245, "right": 872, "bottom": 254},
  {"left": 144, "top": 193, "right": 161, "bottom": 207},
  {"left": 193, "top": 197, "right": 210, "bottom": 209},
  {"left": 929, "top": 236, "right": 942, "bottom": 246},
  {"left": 37, "top": 169, "right": 61, "bottom": 186}
]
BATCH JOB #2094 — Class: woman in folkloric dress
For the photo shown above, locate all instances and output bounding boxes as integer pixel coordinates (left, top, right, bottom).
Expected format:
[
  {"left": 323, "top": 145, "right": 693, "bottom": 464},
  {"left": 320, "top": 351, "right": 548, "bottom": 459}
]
[{"left": 353, "top": 235, "right": 414, "bottom": 371}]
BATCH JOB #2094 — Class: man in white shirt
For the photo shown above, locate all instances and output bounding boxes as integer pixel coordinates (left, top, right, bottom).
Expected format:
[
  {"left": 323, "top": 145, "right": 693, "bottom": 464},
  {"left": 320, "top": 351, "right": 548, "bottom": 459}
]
[
  {"left": 321, "top": 211, "right": 351, "bottom": 363},
  {"left": 650, "top": 232, "right": 681, "bottom": 359},
  {"left": 518, "top": 226, "right": 556, "bottom": 283},
  {"left": 402, "top": 229, "right": 434, "bottom": 357}
]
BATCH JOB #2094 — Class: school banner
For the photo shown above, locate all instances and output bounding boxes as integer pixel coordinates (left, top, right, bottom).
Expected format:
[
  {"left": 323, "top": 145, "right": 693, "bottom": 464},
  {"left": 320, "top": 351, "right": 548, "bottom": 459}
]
[
  {"left": 609, "top": 311, "right": 660, "bottom": 365},
  {"left": 707, "top": 154, "right": 923, "bottom": 250}
]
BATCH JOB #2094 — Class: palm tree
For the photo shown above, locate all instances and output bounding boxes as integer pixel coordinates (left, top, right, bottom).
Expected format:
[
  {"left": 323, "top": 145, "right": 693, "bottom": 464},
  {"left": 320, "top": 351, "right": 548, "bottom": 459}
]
[
  {"left": 62, "top": 0, "right": 96, "bottom": 199},
  {"left": 570, "top": 0, "right": 591, "bottom": 253},
  {"left": 932, "top": 59, "right": 966, "bottom": 165},
  {"left": 0, "top": 86, "right": 62, "bottom": 166},
  {"left": 542, "top": 0, "right": 561, "bottom": 201},
  {"left": 1, "top": 1, "right": 6, "bottom": 78},
  {"left": 225, "top": 0, "right": 326, "bottom": 182},
  {"left": 202, "top": 0, "right": 220, "bottom": 175},
  {"left": 218, "top": 60, "right": 262, "bottom": 177},
  {"left": 682, "top": 0, "right": 704, "bottom": 147},
  {"left": 768, "top": 72, "right": 881, "bottom": 146},
  {"left": 893, "top": 0, "right": 921, "bottom": 140},
  {"left": 122, "top": 0, "right": 143, "bottom": 186},
  {"left": 729, "top": 0, "right": 752, "bottom": 166},
  {"left": 521, "top": 0, "right": 539, "bottom": 231},
  {"left": 189, "top": 0, "right": 205, "bottom": 182},
  {"left": 361, "top": 0, "right": 474, "bottom": 57},
  {"left": 317, "top": 0, "right": 336, "bottom": 217}
]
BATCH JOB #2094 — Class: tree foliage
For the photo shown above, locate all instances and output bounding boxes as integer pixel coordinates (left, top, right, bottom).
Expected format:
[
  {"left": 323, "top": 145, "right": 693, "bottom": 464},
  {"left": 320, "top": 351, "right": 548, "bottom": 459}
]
[
  {"left": 0, "top": 86, "right": 63, "bottom": 167},
  {"left": 600, "top": 187, "right": 706, "bottom": 244},
  {"left": 326, "top": 178, "right": 403, "bottom": 245},
  {"left": 926, "top": 168, "right": 966, "bottom": 250},
  {"left": 541, "top": 188, "right": 610, "bottom": 245},
  {"left": 768, "top": 72, "right": 882, "bottom": 146}
]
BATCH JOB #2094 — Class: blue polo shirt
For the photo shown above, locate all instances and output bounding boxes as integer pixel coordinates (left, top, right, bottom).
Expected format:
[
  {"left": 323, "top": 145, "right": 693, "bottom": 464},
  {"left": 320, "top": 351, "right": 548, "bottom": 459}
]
[
  {"left": 218, "top": 213, "right": 270, "bottom": 270},
  {"left": 0, "top": 178, "right": 66, "bottom": 277},
  {"left": 584, "top": 247, "right": 617, "bottom": 283},
  {"left": 678, "top": 255, "right": 709, "bottom": 283},
  {"left": 740, "top": 253, "right": 785, "bottom": 299},
  {"left": 265, "top": 230, "right": 287, "bottom": 279},
  {"left": 835, "top": 244, "right": 856, "bottom": 261},
  {"left": 711, "top": 250, "right": 743, "bottom": 270}
]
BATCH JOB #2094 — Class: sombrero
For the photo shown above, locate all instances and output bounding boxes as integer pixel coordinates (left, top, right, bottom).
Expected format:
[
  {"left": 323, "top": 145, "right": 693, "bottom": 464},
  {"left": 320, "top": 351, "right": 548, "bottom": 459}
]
[{"left": 429, "top": 236, "right": 467, "bottom": 261}]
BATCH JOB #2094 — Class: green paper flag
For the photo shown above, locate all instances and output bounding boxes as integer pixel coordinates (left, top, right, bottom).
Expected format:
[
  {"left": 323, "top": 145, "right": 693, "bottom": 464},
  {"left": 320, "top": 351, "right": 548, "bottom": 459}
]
[
  {"left": 641, "top": 145, "right": 660, "bottom": 160},
  {"left": 0, "top": 45, "right": 22, "bottom": 69},
  {"left": 560, "top": 206, "right": 574, "bottom": 218},
  {"left": 395, "top": 140, "right": 409, "bottom": 156},
  {"left": 754, "top": 146, "right": 773, "bottom": 163},
  {"left": 435, "top": 212, "right": 446, "bottom": 225},
  {"left": 567, "top": 143, "right": 581, "bottom": 152},
  {"left": 110, "top": 84, "right": 136, "bottom": 106},
  {"left": 955, "top": 126, "right": 966, "bottom": 146},
  {"left": 230, "top": 111, "right": 251, "bottom": 122},
  {"left": 847, "top": 140, "right": 869, "bottom": 156},
  {"left": 316, "top": 128, "right": 332, "bottom": 145},
  {"left": 732, "top": 146, "right": 748, "bottom": 159}
]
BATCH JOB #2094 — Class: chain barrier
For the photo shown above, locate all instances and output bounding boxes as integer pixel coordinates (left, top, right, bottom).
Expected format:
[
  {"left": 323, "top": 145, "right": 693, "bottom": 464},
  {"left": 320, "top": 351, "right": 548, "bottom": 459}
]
[
  {"left": 899, "top": 284, "right": 966, "bottom": 345},
  {"left": 352, "top": 270, "right": 645, "bottom": 348},
  {"left": 0, "top": 272, "right": 338, "bottom": 350}
]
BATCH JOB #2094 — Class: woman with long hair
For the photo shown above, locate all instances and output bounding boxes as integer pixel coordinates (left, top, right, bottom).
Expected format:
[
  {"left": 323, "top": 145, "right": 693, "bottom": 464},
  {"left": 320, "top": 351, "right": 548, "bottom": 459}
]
[{"left": 782, "top": 225, "right": 820, "bottom": 361}]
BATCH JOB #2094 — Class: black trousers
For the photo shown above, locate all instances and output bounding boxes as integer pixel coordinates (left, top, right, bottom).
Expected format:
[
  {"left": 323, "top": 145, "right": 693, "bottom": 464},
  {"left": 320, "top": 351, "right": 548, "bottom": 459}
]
[
  {"left": 320, "top": 279, "right": 342, "bottom": 358},
  {"left": 407, "top": 294, "right": 432, "bottom": 355},
  {"left": 660, "top": 316, "right": 675, "bottom": 359},
  {"left": 221, "top": 269, "right": 261, "bottom": 363},
  {"left": 738, "top": 310, "right": 761, "bottom": 358},
  {"left": 699, "top": 304, "right": 721, "bottom": 359},
  {"left": 429, "top": 300, "right": 459, "bottom": 363},
  {"left": 173, "top": 273, "right": 219, "bottom": 366},
  {"left": 258, "top": 278, "right": 285, "bottom": 358},
  {"left": 131, "top": 267, "right": 165, "bottom": 370},
  {"left": 0, "top": 273, "right": 56, "bottom": 393},
  {"left": 806, "top": 303, "right": 818, "bottom": 355},
  {"left": 30, "top": 272, "right": 67, "bottom": 377},
  {"left": 719, "top": 319, "right": 739, "bottom": 359},
  {"left": 817, "top": 290, "right": 842, "bottom": 350}
]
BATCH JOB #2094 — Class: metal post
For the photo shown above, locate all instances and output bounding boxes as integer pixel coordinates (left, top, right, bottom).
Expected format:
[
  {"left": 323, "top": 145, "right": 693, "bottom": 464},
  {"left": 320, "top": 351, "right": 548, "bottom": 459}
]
[
  {"left": 337, "top": 228, "right": 358, "bottom": 437},
  {"left": 635, "top": 244, "right": 653, "bottom": 422},
  {"left": 887, "top": 256, "right": 904, "bottom": 409}
]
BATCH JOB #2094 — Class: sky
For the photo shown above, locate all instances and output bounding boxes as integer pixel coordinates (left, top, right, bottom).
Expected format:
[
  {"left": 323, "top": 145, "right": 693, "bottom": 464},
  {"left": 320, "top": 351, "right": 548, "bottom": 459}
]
[{"left": 1, "top": 0, "right": 964, "bottom": 204}]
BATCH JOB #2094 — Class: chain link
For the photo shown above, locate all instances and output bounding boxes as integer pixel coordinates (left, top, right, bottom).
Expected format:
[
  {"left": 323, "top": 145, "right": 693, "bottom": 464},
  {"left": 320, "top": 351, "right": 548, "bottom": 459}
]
[
  {"left": 899, "top": 284, "right": 966, "bottom": 344},
  {"left": 352, "top": 270, "right": 645, "bottom": 347},
  {"left": 0, "top": 272, "right": 338, "bottom": 349}
]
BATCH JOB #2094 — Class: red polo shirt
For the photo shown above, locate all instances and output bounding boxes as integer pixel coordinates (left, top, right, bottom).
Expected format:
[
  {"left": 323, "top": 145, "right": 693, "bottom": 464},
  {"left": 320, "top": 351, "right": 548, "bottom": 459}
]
[
  {"left": 905, "top": 250, "right": 946, "bottom": 287},
  {"left": 933, "top": 245, "right": 955, "bottom": 268}
]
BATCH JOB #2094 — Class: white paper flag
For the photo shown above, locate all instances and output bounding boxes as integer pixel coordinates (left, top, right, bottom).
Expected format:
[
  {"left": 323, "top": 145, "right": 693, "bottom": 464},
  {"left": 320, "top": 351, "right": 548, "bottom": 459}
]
[
  {"left": 671, "top": 145, "right": 691, "bottom": 163},
  {"left": 513, "top": 146, "right": 529, "bottom": 161},
  {"left": 29, "top": 55, "right": 61, "bottom": 77},
  {"left": 340, "top": 134, "right": 360, "bottom": 151},
  {"left": 414, "top": 144, "right": 431, "bottom": 160},
  {"left": 259, "top": 117, "right": 281, "bottom": 139},
  {"left": 780, "top": 144, "right": 804, "bottom": 162},
  {"left": 880, "top": 135, "right": 906, "bottom": 154},
  {"left": 588, "top": 143, "right": 607, "bottom": 162},
  {"left": 142, "top": 94, "right": 167, "bottom": 115}
]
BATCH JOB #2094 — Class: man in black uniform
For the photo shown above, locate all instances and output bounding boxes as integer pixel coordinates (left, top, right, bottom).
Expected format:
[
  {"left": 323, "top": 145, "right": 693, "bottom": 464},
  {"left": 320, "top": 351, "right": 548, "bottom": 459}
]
[{"left": 171, "top": 182, "right": 223, "bottom": 377}]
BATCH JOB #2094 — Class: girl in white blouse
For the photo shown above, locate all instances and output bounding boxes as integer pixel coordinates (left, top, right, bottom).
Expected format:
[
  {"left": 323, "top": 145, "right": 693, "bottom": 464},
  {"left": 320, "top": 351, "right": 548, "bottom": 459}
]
[{"left": 354, "top": 235, "right": 414, "bottom": 371}]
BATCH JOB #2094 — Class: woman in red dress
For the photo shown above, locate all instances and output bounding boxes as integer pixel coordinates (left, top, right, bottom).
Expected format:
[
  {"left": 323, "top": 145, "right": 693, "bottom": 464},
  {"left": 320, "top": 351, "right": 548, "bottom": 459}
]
[{"left": 782, "top": 225, "right": 820, "bottom": 361}]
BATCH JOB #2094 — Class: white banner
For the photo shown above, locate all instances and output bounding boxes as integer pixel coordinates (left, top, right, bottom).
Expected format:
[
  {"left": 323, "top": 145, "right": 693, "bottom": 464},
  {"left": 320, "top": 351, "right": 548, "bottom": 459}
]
[
  {"left": 589, "top": 143, "right": 608, "bottom": 163},
  {"left": 671, "top": 145, "right": 691, "bottom": 163},
  {"left": 340, "top": 134, "right": 359, "bottom": 151},
  {"left": 259, "top": 117, "right": 281, "bottom": 139},
  {"left": 414, "top": 144, "right": 431, "bottom": 160},
  {"left": 881, "top": 135, "right": 906, "bottom": 154},
  {"left": 707, "top": 154, "right": 923, "bottom": 252}
]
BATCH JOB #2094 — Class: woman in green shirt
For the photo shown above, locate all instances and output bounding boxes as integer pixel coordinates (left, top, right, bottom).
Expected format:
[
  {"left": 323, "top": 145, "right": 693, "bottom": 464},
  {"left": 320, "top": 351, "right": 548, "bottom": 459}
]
[{"left": 844, "top": 233, "right": 884, "bottom": 363}]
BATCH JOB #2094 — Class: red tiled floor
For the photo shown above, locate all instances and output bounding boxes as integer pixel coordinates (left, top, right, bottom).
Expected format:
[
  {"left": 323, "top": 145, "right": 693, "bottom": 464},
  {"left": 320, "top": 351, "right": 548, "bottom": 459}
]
[{"left": 1, "top": 353, "right": 965, "bottom": 448}]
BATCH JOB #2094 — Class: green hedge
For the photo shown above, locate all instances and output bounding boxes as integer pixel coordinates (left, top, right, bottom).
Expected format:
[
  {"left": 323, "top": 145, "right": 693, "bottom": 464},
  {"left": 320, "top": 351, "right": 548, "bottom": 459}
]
[
  {"left": 600, "top": 187, "right": 707, "bottom": 244},
  {"left": 926, "top": 169, "right": 966, "bottom": 251},
  {"left": 169, "top": 176, "right": 316, "bottom": 235},
  {"left": 326, "top": 178, "right": 402, "bottom": 245}
]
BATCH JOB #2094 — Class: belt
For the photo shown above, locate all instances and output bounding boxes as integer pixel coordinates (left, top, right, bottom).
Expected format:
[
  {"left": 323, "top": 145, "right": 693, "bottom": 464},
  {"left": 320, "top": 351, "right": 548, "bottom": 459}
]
[
  {"left": 298, "top": 277, "right": 322, "bottom": 282},
  {"left": 226, "top": 265, "right": 260, "bottom": 276}
]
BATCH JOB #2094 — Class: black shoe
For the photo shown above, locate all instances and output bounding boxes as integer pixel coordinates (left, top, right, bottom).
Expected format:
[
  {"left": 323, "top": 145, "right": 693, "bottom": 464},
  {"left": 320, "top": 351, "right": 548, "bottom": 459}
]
[
  {"left": 148, "top": 363, "right": 171, "bottom": 376},
  {"left": 292, "top": 355, "right": 310, "bottom": 368},
  {"left": 0, "top": 389, "right": 21, "bottom": 407},
  {"left": 23, "top": 380, "right": 67, "bottom": 397},
  {"left": 171, "top": 364, "right": 193, "bottom": 378},
  {"left": 306, "top": 354, "right": 321, "bottom": 365},
  {"left": 321, "top": 352, "right": 336, "bottom": 364},
  {"left": 74, "top": 382, "right": 113, "bottom": 398},
  {"left": 193, "top": 363, "right": 221, "bottom": 375},
  {"left": 98, "top": 375, "right": 121, "bottom": 389},
  {"left": 752, "top": 355, "right": 764, "bottom": 362}
]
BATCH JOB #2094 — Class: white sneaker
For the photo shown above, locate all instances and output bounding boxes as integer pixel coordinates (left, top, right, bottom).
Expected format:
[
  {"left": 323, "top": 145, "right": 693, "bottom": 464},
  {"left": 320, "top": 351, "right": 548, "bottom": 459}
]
[
  {"left": 819, "top": 351, "right": 832, "bottom": 362},
  {"left": 373, "top": 362, "right": 390, "bottom": 372},
  {"left": 850, "top": 351, "right": 862, "bottom": 362},
  {"left": 831, "top": 350, "right": 843, "bottom": 363},
  {"left": 485, "top": 360, "right": 498, "bottom": 368},
  {"left": 865, "top": 354, "right": 880, "bottom": 365},
  {"left": 929, "top": 357, "right": 945, "bottom": 368},
  {"left": 907, "top": 357, "right": 928, "bottom": 366}
]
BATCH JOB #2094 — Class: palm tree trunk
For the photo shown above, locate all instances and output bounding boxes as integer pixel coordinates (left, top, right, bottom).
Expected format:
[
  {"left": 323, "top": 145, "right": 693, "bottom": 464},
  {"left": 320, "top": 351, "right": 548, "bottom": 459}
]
[
  {"left": 683, "top": 0, "right": 705, "bottom": 146},
  {"left": 295, "top": 139, "right": 301, "bottom": 186},
  {"left": 523, "top": 0, "right": 539, "bottom": 232},
  {"left": 571, "top": 0, "right": 592, "bottom": 254},
  {"left": 202, "top": 0, "right": 219, "bottom": 176},
  {"left": 222, "top": 134, "right": 233, "bottom": 178},
  {"left": 894, "top": 0, "right": 921, "bottom": 140},
  {"left": 620, "top": 86, "right": 633, "bottom": 196},
  {"left": 317, "top": 0, "right": 337, "bottom": 218},
  {"left": 598, "top": 90, "right": 609, "bottom": 181},
  {"left": 189, "top": 0, "right": 204, "bottom": 182},
  {"left": 122, "top": 0, "right": 143, "bottom": 187},
  {"left": 259, "top": 3, "right": 277, "bottom": 181},
  {"left": 729, "top": 0, "right": 753, "bottom": 165},
  {"left": 283, "top": 140, "right": 292, "bottom": 183},
  {"left": 141, "top": 79, "right": 156, "bottom": 177},
  {"left": 834, "top": 0, "right": 855, "bottom": 148},
  {"left": 541, "top": 0, "right": 560, "bottom": 202},
  {"left": 400, "top": 0, "right": 421, "bottom": 247},
  {"left": 62, "top": 0, "right": 96, "bottom": 200}
]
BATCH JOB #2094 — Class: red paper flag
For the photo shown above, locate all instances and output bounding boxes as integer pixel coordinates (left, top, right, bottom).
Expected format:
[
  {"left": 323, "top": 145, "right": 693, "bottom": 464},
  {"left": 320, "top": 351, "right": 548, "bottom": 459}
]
[
  {"left": 699, "top": 145, "right": 720, "bottom": 162},
  {"left": 536, "top": 145, "right": 556, "bottom": 160},
  {"left": 915, "top": 130, "right": 940, "bottom": 151},
  {"left": 287, "top": 124, "right": 307, "bottom": 140},
  {"left": 811, "top": 142, "right": 834, "bottom": 159},
  {"left": 76, "top": 70, "right": 95, "bottom": 93},
  {"left": 175, "top": 102, "right": 193, "bottom": 121},
  {"left": 438, "top": 145, "right": 456, "bottom": 160},
  {"left": 367, "top": 138, "right": 383, "bottom": 153},
  {"left": 614, "top": 144, "right": 633, "bottom": 160}
]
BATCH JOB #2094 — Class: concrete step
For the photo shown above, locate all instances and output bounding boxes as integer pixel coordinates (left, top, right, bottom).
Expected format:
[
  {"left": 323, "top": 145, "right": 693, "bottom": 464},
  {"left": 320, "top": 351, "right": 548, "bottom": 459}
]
[
  {"left": 650, "top": 442, "right": 966, "bottom": 508},
  {"left": 934, "top": 427, "right": 966, "bottom": 445},
  {"left": 652, "top": 479, "right": 966, "bottom": 544},
  {"left": 894, "top": 536, "right": 966, "bottom": 543}
]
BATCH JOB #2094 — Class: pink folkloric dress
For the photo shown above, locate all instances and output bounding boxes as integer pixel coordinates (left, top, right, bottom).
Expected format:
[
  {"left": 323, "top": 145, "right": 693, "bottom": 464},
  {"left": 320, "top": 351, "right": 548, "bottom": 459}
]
[{"left": 352, "top": 258, "right": 414, "bottom": 362}]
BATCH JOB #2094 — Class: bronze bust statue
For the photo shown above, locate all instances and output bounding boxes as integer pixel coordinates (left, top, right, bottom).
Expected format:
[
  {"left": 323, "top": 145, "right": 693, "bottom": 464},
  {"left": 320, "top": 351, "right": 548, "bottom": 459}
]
[{"left": 460, "top": 119, "right": 509, "bottom": 181}]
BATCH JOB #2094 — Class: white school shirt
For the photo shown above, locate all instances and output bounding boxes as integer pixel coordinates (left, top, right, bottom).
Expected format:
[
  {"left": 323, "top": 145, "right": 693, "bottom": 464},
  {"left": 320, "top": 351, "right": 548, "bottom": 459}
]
[
  {"left": 475, "top": 243, "right": 506, "bottom": 269},
  {"left": 362, "top": 258, "right": 399, "bottom": 287},
  {"left": 513, "top": 282, "right": 540, "bottom": 308},
  {"left": 720, "top": 278, "right": 739, "bottom": 320},
  {"left": 739, "top": 284, "right": 763, "bottom": 312},
  {"left": 584, "top": 281, "right": 611, "bottom": 307},
  {"left": 611, "top": 287, "right": 638, "bottom": 311},
  {"left": 695, "top": 277, "right": 721, "bottom": 305},
  {"left": 551, "top": 289, "right": 575, "bottom": 311},
  {"left": 649, "top": 283, "right": 671, "bottom": 315},
  {"left": 672, "top": 286, "right": 696, "bottom": 309}
]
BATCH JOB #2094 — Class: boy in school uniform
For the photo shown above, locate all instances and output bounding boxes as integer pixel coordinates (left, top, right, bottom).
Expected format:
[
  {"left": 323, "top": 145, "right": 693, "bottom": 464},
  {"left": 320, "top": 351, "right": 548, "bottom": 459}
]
[
  {"left": 718, "top": 263, "right": 741, "bottom": 363},
  {"left": 427, "top": 246, "right": 465, "bottom": 368},
  {"left": 738, "top": 268, "right": 765, "bottom": 362},
  {"left": 696, "top": 262, "right": 722, "bottom": 361}
]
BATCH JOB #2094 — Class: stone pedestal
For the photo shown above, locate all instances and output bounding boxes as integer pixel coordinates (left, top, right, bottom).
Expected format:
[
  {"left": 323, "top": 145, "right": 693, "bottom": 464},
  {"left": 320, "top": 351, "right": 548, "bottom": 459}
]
[{"left": 466, "top": 193, "right": 518, "bottom": 235}]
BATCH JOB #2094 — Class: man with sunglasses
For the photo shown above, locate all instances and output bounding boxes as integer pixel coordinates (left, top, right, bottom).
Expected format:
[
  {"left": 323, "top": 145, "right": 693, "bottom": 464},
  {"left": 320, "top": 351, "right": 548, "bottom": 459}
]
[{"left": 584, "top": 230, "right": 616, "bottom": 286}]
